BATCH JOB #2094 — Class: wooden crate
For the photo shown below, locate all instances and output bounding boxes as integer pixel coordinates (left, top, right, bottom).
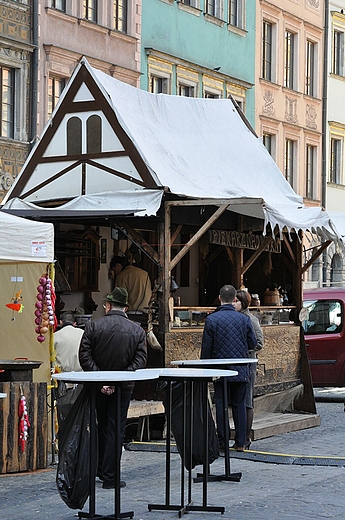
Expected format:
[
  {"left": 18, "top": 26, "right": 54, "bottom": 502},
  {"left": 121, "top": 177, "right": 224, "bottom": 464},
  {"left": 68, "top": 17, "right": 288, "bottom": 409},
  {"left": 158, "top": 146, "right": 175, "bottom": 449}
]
[{"left": 0, "top": 382, "right": 47, "bottom": 473}]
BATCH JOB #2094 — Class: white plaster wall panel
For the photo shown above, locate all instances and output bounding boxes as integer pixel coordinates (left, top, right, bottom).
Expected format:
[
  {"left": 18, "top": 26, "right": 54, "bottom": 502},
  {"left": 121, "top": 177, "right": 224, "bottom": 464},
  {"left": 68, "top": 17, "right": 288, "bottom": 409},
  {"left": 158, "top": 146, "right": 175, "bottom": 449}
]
[{"left": 26, "top": 166, "right": 83, "bottom": 202}]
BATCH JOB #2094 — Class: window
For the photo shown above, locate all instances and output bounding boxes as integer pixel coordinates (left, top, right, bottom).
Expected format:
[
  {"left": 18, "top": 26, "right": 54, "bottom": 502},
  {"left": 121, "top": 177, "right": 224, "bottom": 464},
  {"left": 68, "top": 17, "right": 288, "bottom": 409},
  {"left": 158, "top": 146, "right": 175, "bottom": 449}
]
[
  {"left": 204, "top": 91, "right": 220, "bottom": 98},
  {"left": 263, "top": 133, "right": 273, "bottom": 156},
  {"left": 1, "top": 66, "right": 14, "bottom": 139},
  {"left": 229, "top": 0, "right": 244, "bottom": 29},
  {"left": 83, "top": 0, "right": 97, "bottom": 22},
  {"left": 262, "top": 21, "right": 272, "bottom": 81},
  {"left": 206, "top": 0, "right": 222, "bottom": 18},
  {"left": 330, "top": 138, "right": 342, "bottom": 184},
  {"left": 48, "top": 77, "right": 65, "bottom": 119},
  {"left": 52, "top": 0, "right": 66, "bottom": 10},
  {"left": 306, "top": 40, "right": 315, "bottom": 96},
  {"left": 114, "top": 0, "right": 127, "bottom": 33},
  {"left": 181, "top": 0, "right": 198, "bottom": 5},
  {"left": 87, "top": 115, "right": 102, "bottom": 154},
  {"left": 150, "top": 76, "right": 168, "bottom": 94},
  {"left": 302, "top": 299, "right": 343, "bottom": 335},
  {"left": 333, "top": 30, "right": 344, "bottom": 76},
  {"left": 284, "top": 139, "right": 295, "bottom": 186},
  {"left": 178, "top": 84, "right": 195, "bottom": 97},
  {"left": 67, "top": 117, "right": 82, "bottom": 155},
  {"left": 306, "top": 144, "right": 315, "bottom": 198},
  {"left": 284, "top": 31, "right": 295, "bottom": 89}
]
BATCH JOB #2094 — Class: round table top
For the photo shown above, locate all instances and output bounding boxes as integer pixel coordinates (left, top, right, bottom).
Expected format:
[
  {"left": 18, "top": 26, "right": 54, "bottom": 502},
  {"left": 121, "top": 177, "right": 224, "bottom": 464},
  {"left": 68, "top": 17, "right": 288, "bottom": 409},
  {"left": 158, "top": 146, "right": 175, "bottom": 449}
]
[
  {"left": 52, "top": 370, "right": 161, "bottom": 384},
  {"left": 52, "top": 367, "right": 238, "bottom": 384},
  {"left": 171, "top": 358, "right": 258, "bottom": 367},
  {"left": 137, "top": 367, "right": 237, "bottom": 379},
  {"left": 0, "top": 393, "right": 7, "bottom": 399}
]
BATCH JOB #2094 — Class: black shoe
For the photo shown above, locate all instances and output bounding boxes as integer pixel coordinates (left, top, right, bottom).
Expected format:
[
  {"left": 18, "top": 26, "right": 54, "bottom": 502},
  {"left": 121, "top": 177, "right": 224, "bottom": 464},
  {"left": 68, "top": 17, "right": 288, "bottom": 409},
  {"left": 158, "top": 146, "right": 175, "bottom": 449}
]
[{"left": 102, "top": 480, "right": 126, "bottom": 489}]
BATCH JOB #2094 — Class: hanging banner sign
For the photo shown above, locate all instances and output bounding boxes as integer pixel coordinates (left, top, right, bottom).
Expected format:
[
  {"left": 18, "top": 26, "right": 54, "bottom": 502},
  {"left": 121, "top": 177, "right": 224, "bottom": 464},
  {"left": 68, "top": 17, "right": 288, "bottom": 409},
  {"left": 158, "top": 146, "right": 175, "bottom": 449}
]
[{"left": 209, "top": 229, "right": 281, "bottom": 253}]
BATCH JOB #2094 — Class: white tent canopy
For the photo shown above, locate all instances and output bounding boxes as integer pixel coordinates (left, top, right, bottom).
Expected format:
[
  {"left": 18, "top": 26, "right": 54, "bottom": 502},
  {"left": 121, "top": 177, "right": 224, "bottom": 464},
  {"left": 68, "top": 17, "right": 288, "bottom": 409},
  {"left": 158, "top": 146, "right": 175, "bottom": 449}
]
[
  {"left": 0, "top": 212, "right": 54, "bottom": 263},
  {"left": 1, "top": 58, "right": 340, "bottom": 243}
]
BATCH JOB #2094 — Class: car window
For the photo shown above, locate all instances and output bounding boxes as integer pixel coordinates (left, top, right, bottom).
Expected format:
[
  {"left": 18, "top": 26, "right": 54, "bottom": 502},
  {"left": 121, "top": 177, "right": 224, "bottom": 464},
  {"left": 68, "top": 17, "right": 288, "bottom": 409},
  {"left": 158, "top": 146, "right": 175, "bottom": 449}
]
[{"left": 302, "top": 299, "right": 343, "bottom": 334}]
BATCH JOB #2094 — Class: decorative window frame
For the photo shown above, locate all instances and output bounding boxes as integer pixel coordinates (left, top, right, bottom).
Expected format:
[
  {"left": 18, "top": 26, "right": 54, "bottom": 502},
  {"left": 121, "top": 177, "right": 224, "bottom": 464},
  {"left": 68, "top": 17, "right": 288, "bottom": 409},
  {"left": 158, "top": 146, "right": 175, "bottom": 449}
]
[
  {"left": 203, "top": 75, "right": 224, "bottom": 98},
  {"left": 148, "top": 57, "right": 173, "bottom": 94},
  {"left": 329, "top": 122, "right": 345, "bottom": 186},
  {"left": 176, "top": 66, "right": 199, "bottom": 97},
  {"left": 0, "top": 47, "right": 31, "bottom": 142},
  {"left": 260, "top": 8, "right": 279, "bottom": 84},
  {"left": 331, "top": 11, "right": 345, "bottom": 77}
]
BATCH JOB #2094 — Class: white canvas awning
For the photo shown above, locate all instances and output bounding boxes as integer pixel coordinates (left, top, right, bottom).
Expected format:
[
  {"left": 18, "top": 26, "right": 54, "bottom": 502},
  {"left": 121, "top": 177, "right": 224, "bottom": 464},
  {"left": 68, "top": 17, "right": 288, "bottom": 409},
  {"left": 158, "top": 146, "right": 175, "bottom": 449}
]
[
  {"left": 2, "top": 189, "right": 164, "bottom": 219},
  {"left": 0, "top": 212, "right": 54, "bottom": 263}
]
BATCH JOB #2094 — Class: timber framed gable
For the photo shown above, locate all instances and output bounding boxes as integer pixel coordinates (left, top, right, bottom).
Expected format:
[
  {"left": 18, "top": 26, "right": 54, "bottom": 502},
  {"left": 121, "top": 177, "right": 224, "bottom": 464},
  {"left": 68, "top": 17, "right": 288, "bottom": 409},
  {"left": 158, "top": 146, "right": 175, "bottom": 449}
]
[{"left": 8, "top": 59, "right": 159, "bottom": 205}]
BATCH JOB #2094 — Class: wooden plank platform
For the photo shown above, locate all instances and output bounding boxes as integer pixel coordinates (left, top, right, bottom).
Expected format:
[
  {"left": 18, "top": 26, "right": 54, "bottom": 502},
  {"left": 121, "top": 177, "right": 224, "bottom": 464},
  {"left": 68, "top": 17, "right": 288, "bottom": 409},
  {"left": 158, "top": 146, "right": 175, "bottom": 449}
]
[
  {"left": 128, "top": 400, "right": 164, "bottom": 419},
  {"left": 229, "top": 412, "right": 321, "bottom": 441}
]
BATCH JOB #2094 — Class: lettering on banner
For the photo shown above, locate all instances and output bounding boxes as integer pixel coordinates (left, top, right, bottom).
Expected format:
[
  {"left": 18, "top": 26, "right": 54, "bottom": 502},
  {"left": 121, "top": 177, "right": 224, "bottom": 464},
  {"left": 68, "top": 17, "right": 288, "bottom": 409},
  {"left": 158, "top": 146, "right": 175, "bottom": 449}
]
[{"left": 209, "top": 230, "right": 281, "bottom": 253}]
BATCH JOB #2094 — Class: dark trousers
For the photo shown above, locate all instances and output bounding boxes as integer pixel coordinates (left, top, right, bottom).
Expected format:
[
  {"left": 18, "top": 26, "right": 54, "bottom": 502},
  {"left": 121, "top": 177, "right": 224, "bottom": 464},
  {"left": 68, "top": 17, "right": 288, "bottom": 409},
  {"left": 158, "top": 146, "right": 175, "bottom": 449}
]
[
  {"left": 96, "top": 386, "right": 133, "bottom": 482},
  {"left": 214, "top": 380, "right": 247, "bottom": 448}
]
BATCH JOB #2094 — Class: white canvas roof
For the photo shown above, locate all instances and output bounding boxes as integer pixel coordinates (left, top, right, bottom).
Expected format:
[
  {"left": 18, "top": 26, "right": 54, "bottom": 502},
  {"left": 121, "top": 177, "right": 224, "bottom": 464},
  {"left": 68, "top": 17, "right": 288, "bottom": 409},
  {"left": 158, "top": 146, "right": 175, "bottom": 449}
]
[
  {"left": 2, "top": 58, "right": 339, "bottom": 242},
  {"left": 0, "top": 212, "right": 54, "bottom": 263}
]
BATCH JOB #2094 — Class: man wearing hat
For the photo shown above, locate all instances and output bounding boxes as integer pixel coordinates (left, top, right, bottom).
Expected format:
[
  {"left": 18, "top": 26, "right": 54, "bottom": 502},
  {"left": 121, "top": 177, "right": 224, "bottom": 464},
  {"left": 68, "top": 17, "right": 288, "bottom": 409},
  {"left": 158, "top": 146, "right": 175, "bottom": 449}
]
[{"left": 79, "top": 287, "right": 147, "bottom": 489}]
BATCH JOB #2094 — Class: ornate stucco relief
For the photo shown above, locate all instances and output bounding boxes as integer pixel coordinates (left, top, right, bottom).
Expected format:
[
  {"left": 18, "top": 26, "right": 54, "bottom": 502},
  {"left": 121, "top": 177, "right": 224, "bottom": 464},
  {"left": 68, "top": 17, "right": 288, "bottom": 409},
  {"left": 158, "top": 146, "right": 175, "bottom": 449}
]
[
  {"left": 308, "top": 0, "right": 319, "bottom": 8},
  {"left": 306, "top": 104, "right": 317, "bottom": 130},
  {"left": 262, "top": 90, "right": 275, "bottom": 117},
  {"left": 285, "top": 96, "right": 298, "bottom": 124},
  {"left": 0, "top": 171, "right": 14, "bottom": 192}
]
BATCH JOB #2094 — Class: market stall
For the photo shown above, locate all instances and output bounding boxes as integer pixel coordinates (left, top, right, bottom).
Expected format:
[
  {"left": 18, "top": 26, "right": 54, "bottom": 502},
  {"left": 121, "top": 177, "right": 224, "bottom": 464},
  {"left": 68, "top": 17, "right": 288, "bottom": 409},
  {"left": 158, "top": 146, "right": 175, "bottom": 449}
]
[
  {"left": 1, "top": 58, "right": 341, "bottom": 428},
  {"left": 0, "top": 211, "right": 54, "bottom": 472}
]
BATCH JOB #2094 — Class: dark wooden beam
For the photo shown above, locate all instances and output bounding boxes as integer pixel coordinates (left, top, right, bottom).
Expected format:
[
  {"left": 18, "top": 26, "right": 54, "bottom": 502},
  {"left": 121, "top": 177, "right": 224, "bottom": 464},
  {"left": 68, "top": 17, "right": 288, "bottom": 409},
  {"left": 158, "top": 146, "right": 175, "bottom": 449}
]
[{"left": 301, "top": 240, "right": 331, "bottom": 274}]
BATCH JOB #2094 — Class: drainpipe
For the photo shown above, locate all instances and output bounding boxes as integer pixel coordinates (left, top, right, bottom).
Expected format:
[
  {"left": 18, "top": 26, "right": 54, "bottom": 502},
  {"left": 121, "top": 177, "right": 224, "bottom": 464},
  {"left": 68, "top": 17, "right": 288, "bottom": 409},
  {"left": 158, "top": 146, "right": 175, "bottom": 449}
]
[
  {"left": 30, "top": 0, "right": 39, "bottom": 149},
  {"left": 321, "top": 0, "right": 329, "bottom": 286}
]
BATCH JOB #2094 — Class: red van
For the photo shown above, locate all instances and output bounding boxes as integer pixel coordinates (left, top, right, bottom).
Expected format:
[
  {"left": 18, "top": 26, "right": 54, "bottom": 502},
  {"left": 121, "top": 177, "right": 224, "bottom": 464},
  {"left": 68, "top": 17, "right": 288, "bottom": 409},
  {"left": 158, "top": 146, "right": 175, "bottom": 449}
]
[{"left": 302, "top": 287, "right": 345, "bottom": 387}]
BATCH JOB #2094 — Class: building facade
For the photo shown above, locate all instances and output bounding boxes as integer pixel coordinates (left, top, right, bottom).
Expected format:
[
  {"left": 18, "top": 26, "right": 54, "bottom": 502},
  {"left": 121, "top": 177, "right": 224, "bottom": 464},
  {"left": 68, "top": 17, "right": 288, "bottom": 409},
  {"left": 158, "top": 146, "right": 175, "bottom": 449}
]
[
  {"left": 140, "top": 0, "right": 256, "bottom": 125},
  {"left": 256, "top": 0, "right": 324, "bottom": 207},
  {"left": 0, "top": 0, "right": 33, "bottom": 199}
]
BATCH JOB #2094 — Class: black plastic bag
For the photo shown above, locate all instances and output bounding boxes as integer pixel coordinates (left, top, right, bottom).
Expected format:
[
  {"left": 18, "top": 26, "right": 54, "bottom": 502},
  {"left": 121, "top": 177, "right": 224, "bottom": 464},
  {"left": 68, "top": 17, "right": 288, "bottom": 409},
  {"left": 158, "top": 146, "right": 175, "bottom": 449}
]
[
  {"left": 56, "top": 385, "right": 95, "bottom": 509},
  {"left": 164, "top": 381, "right": 219, "bottom": 470}
]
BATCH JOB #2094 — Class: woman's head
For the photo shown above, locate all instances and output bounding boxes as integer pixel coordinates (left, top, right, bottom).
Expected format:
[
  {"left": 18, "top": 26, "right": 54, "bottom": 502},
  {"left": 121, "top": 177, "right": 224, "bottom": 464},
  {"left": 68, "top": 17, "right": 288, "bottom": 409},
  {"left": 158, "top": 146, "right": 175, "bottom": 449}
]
[{"left": 235, "top": 290, "right": 251, "bottom": 312}]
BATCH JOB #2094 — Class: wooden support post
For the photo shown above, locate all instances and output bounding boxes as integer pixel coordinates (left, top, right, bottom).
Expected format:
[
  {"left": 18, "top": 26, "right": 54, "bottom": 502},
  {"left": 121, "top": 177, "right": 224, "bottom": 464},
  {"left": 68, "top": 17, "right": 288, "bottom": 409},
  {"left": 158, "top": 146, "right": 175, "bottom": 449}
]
[{"left": 163, "top": 202, "right": 171, "bottom": 333}]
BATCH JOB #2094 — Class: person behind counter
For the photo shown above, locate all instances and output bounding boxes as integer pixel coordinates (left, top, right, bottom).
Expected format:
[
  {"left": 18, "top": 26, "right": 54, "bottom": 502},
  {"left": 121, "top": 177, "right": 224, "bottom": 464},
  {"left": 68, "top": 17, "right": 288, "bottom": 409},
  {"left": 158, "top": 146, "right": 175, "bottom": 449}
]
[
  {"left": 201, "top": 284, "right": 257, "bottom": 452},
  {"left": 234, "top": 290, "right": 264, "bottom": 449},
  {"left": 110, "top": 255, "right": 152, "bottom": 327},
  {"left": 79, "top": 287, "right": 147, "bottom": 489}
]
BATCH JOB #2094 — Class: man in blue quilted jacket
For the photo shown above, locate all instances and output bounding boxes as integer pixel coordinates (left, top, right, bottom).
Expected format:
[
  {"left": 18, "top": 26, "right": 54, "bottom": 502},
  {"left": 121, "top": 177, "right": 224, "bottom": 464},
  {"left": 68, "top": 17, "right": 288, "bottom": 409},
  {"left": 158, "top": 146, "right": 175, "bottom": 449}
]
[{"left": 201, "top": 284, "right": 257, "bottom": 452}]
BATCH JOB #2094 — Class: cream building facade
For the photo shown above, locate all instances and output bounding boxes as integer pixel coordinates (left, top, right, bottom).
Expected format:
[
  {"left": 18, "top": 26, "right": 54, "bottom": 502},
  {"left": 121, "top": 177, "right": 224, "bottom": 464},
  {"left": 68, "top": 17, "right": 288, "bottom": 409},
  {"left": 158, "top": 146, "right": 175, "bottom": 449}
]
[{"left": 256, "top": 0, "right": 324, "bottom": 208}]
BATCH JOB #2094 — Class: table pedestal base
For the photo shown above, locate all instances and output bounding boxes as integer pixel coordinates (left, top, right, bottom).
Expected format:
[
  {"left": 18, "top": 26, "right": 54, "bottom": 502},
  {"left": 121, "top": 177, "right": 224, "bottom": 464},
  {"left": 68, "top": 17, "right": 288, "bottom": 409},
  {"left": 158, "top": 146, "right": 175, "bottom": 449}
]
[
  {"left": 78, "top": 511, "right": 134, "bottom": 520},
  {"left": 194, "top": 471, "right": 242, "bottom": 483},
  {"left": 148, "top": 502, "right": 225, "bottom": 517}
]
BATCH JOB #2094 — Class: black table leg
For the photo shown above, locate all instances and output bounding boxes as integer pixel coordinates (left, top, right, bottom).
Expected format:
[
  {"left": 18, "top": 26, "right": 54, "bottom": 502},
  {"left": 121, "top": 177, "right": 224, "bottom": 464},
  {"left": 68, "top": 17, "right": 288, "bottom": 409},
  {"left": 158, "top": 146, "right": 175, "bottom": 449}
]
[
  {"left": 194, "top": 378, "right": 242, "bottom": 483},
  {"left": 216, "top": 377, "right": 242, "bottom": 482},
  {"left": 79, "top": 384, "right": 134, "bottom": 520},
  {"left": 149, "top": 377, "right": 225, "bottom": 516}
]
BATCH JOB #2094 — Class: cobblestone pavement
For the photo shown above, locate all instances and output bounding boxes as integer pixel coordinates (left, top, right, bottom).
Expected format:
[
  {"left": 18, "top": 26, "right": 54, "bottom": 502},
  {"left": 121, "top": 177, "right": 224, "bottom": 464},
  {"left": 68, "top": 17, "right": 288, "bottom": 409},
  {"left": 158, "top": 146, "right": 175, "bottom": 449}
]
[{"left": 1, "top": 400, "right": 344, "bottom": 520}]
